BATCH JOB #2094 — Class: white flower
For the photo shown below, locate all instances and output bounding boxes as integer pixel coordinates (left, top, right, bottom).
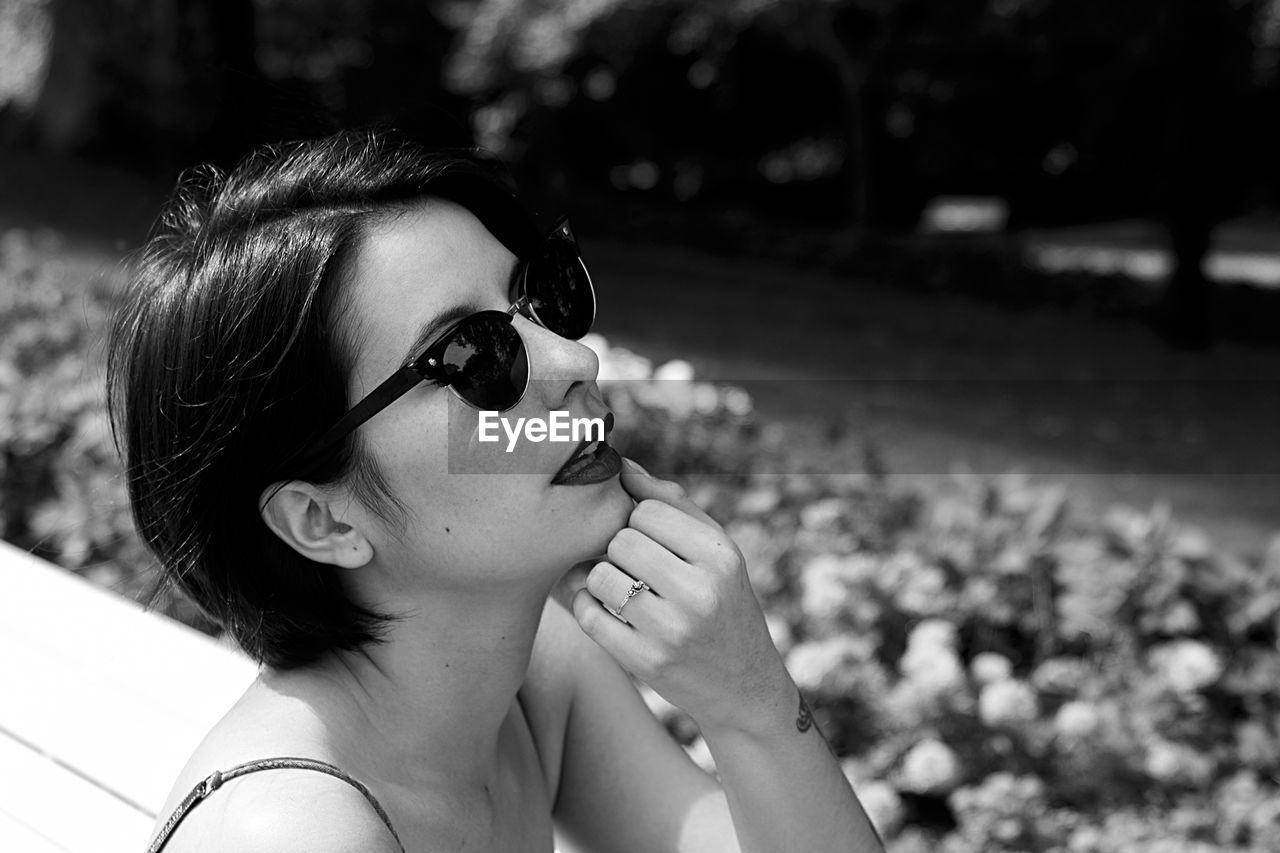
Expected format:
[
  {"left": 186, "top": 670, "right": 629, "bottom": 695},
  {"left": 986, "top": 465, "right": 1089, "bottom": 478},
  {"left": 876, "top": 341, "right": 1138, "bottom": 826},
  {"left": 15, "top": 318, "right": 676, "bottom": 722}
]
[
  {"left": 1144, "top": 738, "right": 1214, "bottom": 786},
  {"left": 798, "top": 554, "right": 883, "bottom": 626},
  {"left": 785, "top": 635, "right": 874, "bottom": 694},
  {"left": 800, "top": 556, "right": 853, "bottom": 623},
  {"left": 892, "top": 622, "right": 969, "bottom": 723},
  {"left": 855, "top": 780, "right": 905, "bottom": 836},
  {"left": 1031, "top": 657, "right": 1088, "bottom": 694},
  {"left": 1148, "top": 639, "right": 1223, "bottom": 694},
  {"left": 764, "top": 612, "right": 793, "bottom": 654},
  {"left": 736, "top": 486, "right": 780, "bottom": 516},
  {"left": 901, "top": 646, "right": 965, "bottom": 693},
  {"left": 723, "top": 386, "right": 753, "bottom": 415},
  {"left": 726, "top": 521, "right": 781, "bottom": 595},
  {"left": 898, "top": 738, "right": 963, "bottom": 794},
  {"left": 906, "top": 618, "right": 959, "bottom": 653},
  {"left": 1171, "top": 526, "right": 1212, "bottom": 561},
  {"left": 894, "top": 564, "right": 951, "bottom": 616},
  {"left": 652, "top": 359, "right": 695, "bottom": 382},
  {"left": 579, "top": 332, "right": 608, "bottom": 359},
  {"left": 1053, "top": 700, "right": 1100, "bottom": 741},
  {"left": 582, "top": 334, "right": 654, "bottom": 381},
  {"left": 692, "top": 383, "right": 720, "bottom": 415},
  {"left": 970, "top": 652, "right": 1014, "bottom": 686},
  {"left": 800, "top": 497, "right": 846, "bottom": 530},
  {"left": 900, "top": 620, "right": 965, "bottom": 693},
  {"left": 978, "top": 679, "right": 1039, "bottom": 728}
]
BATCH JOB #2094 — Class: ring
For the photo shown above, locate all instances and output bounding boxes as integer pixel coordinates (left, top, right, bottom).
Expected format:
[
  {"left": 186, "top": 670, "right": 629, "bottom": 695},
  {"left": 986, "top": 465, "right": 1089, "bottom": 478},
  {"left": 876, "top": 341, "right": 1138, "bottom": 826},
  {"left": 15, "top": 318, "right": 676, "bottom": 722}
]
[{"left": 609, "top": 580, "right": 650, "bottom": 618}]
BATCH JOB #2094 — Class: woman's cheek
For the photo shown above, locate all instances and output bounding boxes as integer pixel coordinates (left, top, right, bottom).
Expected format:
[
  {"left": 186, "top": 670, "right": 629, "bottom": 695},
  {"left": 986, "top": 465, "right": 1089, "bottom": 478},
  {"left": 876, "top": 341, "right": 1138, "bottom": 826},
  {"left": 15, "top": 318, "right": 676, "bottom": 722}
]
[{"left": 446, "top": 405, "right": 512, "bottom": 475}]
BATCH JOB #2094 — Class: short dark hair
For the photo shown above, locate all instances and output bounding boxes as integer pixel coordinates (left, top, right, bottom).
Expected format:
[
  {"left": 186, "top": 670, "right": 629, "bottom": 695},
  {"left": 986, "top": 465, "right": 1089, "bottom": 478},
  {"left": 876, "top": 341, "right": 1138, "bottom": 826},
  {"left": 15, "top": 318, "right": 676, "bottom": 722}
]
[{"left": 107, "top": 130, "right": 536, "bottom": 669}]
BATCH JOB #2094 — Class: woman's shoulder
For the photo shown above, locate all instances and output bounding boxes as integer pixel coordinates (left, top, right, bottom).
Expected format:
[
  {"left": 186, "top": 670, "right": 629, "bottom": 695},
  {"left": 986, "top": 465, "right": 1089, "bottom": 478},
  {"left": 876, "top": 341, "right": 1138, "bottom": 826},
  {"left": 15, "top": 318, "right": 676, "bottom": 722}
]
[
  {"left": 146, "top": 682, "right": 403, "bottom": 853},
  {"left": 513, "top": 590, "right": 589, "bottom": 801},
  {"left": 525, "top": 577, "right": 606, "bottom": 725},
  {"left": 532, "top": 578, "right": 591, "bottom": 683},
  {"left": 148, "top": 760, "right": 404, "bottom": 853}
]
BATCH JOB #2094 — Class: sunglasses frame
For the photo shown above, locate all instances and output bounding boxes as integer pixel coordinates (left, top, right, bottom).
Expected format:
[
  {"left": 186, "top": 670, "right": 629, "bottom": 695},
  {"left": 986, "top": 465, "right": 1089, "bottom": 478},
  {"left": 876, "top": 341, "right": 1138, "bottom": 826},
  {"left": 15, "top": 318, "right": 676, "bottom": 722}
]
[{"left": 302, "top": 216, "right": 594, "bottom": 460}]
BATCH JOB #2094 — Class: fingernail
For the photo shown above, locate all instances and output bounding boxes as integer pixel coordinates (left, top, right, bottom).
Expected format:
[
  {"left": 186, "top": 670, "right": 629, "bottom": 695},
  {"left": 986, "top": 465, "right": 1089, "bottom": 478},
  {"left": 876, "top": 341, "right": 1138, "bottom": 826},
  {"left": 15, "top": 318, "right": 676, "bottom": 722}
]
[{"left": 625, "top": 458, "right": 650, "bottom": 475}]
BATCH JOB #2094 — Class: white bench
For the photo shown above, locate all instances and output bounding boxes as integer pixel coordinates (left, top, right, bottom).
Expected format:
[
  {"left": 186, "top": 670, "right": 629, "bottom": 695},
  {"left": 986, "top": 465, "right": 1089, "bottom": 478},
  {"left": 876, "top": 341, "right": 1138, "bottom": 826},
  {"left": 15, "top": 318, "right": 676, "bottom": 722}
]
[{"left": 0, "top": 541, "right": 256, "bottom": 852}]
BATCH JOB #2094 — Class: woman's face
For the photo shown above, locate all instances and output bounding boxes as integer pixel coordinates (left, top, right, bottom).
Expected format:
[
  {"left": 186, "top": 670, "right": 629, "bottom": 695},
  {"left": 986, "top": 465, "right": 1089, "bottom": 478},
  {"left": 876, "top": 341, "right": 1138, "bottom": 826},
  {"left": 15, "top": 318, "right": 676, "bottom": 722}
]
[{"left": 335, "top": 199, "right": 632, "bottom": 593}]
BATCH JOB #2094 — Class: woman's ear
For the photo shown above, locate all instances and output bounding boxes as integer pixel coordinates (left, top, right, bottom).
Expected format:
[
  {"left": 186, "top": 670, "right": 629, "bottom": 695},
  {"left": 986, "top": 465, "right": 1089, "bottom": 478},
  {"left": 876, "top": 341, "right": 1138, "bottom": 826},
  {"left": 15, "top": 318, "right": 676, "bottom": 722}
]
[{"left": 259, "top": 481, "right": 374, "bottom": 569}]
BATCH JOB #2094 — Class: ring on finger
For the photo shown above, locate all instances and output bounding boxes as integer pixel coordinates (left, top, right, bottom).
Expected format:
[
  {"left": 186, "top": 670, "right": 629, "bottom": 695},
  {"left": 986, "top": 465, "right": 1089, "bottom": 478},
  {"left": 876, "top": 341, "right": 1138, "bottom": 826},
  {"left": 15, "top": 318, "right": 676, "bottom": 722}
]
[{"left": 609, "top": 579, "right": 650, "bottom": 618}]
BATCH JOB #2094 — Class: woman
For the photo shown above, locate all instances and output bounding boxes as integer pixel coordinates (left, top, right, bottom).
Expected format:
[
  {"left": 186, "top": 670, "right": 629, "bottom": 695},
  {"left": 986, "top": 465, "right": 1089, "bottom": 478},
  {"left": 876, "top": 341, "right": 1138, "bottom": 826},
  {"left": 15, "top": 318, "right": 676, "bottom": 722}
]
[{"left": 109, "top": 130, "right": 885, "bottom": 852}]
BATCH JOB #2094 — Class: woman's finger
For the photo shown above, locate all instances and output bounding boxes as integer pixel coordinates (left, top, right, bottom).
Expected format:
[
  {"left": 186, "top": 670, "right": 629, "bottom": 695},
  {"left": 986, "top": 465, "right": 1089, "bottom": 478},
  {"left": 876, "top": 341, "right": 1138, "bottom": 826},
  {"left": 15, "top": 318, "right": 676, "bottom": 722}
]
[
  {"left": 620, "top": 458, "right": 720, "bottom": 530},
  {"left": 605, "top": 527, "right": 685, "bottom": 598},
  {"left": 626, "top": 497, "right": 739, "bottom": 570},
  {"left": 583, "top": 560, "right": 656, "bottom": 626},
  {"left": 570, "top": 586, "right": 661, "bottom": 677}
]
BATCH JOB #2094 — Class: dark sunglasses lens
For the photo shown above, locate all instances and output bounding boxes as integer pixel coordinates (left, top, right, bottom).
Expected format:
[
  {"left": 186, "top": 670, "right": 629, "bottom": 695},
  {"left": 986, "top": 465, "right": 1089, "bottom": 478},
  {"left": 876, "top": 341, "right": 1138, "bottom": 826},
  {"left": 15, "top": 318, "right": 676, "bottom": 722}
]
[
  {"left": 525, "top": 237, "right": 594, "bottom": 340},
  {"left": 440, "top": 315, "right": 528, "bottom": 410}
]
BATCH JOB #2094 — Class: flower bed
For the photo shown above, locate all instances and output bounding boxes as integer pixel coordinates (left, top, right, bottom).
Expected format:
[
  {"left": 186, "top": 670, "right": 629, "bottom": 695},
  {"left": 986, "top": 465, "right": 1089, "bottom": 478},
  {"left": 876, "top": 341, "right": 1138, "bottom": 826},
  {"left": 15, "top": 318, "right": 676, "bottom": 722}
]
[
  {"left": 592, "top": 334, "right": 1280, "bottom": 852},
  {"left": 3, "top": 227, "right": 1280, "bottom": 850}
]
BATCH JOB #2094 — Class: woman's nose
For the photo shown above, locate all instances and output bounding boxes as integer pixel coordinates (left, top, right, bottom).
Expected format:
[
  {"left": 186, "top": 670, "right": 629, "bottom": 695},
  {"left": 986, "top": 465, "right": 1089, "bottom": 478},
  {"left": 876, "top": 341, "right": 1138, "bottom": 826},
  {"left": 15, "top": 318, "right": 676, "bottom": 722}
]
[{"left": 519, "top": 318, "right": 600, "bottom": 407}]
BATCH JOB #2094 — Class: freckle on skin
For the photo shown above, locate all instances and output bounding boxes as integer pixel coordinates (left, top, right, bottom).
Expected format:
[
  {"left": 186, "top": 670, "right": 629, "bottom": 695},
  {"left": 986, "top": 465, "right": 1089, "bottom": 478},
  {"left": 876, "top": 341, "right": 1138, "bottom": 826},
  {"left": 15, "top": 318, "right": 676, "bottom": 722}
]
[{"left": 444, "top": 526, "right": 451, "bottom": 533}]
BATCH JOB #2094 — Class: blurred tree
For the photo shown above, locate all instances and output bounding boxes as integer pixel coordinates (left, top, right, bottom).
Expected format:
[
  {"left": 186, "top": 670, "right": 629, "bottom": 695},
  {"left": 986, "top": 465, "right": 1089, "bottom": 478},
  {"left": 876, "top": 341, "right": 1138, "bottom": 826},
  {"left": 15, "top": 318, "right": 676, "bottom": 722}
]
[
  {"left": 1148, "top": 0, "right": 1273, "bottom": 349},
  {"left": 254, "top": 0, "right": 471, "bottom": 149},
  {"left": 3, "top": 0, "right": 1277, "bottom": 348},
  {"left": 4, "top": 0, "right": 109, "bottom": 154},
  {"left": 5, "top": 0, "right": 471, "bottom": 175},
  {"left": 8, "top": 0, "right": 268, "bottom": 172},
  {"left": 446, "top": 0, "right": 908, "bottom": 227},
  {"left": 1015, "top": 0, "right": 1266, "bottom": 348}
]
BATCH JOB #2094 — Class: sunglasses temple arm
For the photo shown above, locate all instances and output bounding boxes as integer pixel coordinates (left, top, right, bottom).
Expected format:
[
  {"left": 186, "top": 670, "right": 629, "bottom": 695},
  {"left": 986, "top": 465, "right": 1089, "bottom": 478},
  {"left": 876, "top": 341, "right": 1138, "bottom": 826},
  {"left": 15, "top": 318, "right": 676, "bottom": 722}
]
[{"left": 299, "top": 367, "right": 424, "bottom": 463}]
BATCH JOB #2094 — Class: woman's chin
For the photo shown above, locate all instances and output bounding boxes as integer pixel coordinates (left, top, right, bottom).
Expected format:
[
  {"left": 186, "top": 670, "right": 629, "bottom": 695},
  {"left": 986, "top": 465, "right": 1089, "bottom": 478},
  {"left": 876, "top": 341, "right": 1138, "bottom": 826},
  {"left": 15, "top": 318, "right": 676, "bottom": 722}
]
[{"left": 566, "top": 487, "right": 632, "bottom": 564}]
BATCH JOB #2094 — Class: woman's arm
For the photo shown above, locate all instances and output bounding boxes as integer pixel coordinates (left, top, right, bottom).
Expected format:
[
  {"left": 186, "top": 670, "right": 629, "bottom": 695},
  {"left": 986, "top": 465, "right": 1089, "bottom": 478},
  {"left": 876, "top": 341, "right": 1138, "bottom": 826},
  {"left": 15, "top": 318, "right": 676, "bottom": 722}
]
[
  {"left": 698, "top": 673, "right": 885, "bottom": 853},
  {"left": 566, "top": 460, "right": 885, "bottom": 853}
]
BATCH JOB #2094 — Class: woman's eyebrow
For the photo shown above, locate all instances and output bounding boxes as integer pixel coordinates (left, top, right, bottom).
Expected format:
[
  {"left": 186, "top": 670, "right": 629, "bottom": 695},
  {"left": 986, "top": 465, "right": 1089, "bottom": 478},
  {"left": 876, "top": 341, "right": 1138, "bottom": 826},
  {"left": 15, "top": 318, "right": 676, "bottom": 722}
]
[
  {"left": 404, "top": 255, "right": 524, "bottom": 362},
  {"left": 403, "top": 301, "right": 484, "bottom": 362}
]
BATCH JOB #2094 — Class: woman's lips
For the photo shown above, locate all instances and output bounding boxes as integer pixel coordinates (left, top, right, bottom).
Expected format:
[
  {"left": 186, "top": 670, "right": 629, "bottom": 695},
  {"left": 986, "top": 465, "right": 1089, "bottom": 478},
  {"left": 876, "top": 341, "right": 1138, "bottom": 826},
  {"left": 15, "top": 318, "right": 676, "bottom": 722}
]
[
  {"left": 551, "top": 443, "right": 622, "bottom": 485},
  {"left": 551, "top": 412, "right": 620, "bottom": 485}
]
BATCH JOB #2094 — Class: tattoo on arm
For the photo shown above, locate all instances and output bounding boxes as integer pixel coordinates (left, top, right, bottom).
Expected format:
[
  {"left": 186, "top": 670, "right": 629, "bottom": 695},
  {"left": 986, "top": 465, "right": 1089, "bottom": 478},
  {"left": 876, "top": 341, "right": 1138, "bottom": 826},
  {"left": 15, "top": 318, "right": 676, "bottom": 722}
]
[
  {"left": 796, "top": 689, "right": 838, "bottom": 757},
  {"left": 796, "top": 689, "right": 816, "bottom": 733}
]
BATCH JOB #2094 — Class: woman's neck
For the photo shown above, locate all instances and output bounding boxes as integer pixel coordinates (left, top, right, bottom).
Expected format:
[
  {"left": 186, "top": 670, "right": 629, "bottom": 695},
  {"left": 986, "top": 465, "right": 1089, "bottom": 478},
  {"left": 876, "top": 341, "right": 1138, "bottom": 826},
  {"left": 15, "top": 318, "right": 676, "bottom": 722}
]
[{"left": 262, "top": 575, "right": 557, "bottom": 790}]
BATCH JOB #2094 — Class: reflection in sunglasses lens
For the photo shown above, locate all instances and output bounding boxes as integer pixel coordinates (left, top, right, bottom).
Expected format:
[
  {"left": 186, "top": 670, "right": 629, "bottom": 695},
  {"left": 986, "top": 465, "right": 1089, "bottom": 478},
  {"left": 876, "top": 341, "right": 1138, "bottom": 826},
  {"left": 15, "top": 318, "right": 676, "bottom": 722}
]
[
  {"left": 528, "top": 240, "right": 592, "bottom": 340},
  {"left": 443, "top": 316, "right": 527, "bottom": 410}
]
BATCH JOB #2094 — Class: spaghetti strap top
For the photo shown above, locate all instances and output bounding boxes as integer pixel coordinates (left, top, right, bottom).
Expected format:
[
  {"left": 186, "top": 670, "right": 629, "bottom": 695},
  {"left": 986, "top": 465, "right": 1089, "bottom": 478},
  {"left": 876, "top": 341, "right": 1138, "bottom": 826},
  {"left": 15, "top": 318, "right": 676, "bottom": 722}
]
[{"left": 145, "top": 756, "right": 406, "bottom": 852}]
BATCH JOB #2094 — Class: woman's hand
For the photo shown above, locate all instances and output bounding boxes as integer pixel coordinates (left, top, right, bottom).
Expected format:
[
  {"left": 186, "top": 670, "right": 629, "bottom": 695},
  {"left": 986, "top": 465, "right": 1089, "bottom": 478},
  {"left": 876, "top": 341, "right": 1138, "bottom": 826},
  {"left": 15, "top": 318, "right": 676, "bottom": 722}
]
[{"left": 571, "top": 458, "right": 792, "bottom": 735}]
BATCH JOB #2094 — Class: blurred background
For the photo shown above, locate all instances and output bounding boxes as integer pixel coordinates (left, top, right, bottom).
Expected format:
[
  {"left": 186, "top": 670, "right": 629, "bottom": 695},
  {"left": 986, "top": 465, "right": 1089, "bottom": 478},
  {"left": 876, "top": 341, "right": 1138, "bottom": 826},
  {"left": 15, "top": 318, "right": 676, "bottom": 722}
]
[{"left": 2, "top": 0, "right": 1280, "bottom": 850}]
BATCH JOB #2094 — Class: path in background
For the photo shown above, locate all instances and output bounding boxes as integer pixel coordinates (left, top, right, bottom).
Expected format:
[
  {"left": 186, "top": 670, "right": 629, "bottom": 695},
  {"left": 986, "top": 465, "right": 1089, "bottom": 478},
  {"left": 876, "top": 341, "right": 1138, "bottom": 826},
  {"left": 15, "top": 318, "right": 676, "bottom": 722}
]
[
  {"left": 1022, "top": 217, "right": 1280, "bottom": 289},
  {"left": 588, "top": 240, "right": 1280, "bottom": 559}
]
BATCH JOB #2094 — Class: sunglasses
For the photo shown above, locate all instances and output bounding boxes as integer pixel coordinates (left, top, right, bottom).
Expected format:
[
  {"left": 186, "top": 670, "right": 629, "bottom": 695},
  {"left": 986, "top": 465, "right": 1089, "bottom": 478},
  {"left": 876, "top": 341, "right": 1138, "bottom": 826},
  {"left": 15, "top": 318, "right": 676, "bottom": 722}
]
[{"left": 306, "top": 217, "right": 595, "bottom": 457}]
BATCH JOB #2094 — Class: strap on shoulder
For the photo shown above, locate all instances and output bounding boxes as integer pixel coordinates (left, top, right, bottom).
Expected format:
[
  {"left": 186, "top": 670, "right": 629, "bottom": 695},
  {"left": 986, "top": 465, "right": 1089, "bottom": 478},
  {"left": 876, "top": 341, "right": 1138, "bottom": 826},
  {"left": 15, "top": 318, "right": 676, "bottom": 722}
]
[{"left": 146, "top": 756, "right": 406, "bottom": 853}]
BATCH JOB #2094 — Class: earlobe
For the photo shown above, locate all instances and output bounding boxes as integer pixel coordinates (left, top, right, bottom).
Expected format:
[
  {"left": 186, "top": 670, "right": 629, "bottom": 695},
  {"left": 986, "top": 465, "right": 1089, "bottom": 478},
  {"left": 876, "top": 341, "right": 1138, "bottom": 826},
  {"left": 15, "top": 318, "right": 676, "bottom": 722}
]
[{"left": 259, "top": 482, "right": 374, "bottom": 569}]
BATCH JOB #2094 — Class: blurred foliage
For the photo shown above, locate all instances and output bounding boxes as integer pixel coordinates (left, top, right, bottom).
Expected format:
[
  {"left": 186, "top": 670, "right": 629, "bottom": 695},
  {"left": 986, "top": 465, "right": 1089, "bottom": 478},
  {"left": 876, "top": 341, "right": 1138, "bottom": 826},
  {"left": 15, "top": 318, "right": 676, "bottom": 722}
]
[
  {"left": 0, "top": 227, "right": 213, "bottom": 629},
  {"left": 4, "top": 0, "right": 1280, "bottom": 347},
  {"left": 442, "top": 0, "right": 1280, "bottom": 227},
  {"left": 3, "top": 223, "right": 1280, "bottom": 848},
  {"left": 3, "top": 0, "right": 1277, "bottom": 227}
]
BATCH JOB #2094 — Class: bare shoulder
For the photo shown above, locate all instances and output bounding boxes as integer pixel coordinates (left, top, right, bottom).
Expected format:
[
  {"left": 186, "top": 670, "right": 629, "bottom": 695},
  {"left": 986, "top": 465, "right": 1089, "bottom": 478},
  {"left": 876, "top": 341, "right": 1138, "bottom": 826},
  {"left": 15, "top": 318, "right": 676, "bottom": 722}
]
[
  {"left": 527, "top": 574, "right": 608, "bottom": 703},
  {"left": 534, "top": 575, "right": 594, "bottom": 678},
  {"left": 514, "top": 587, "right": 593, "bottom": 797},
  {"left": 147, "top": 765, "right": 404, "bottom": 853}
]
